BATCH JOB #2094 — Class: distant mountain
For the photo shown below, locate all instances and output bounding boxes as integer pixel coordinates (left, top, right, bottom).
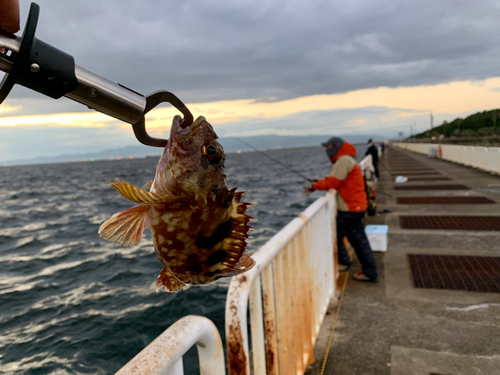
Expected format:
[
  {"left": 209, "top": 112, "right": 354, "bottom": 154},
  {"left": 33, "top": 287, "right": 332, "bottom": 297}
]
[
  {"left": 219, "top": 134, "right": 383, "bottom": 152},
  {"left": 413, "top": 108, "right": 500, "bottom": 139},
  {"left": 2, "top": 134, "right": 384, "bottom": 166}
]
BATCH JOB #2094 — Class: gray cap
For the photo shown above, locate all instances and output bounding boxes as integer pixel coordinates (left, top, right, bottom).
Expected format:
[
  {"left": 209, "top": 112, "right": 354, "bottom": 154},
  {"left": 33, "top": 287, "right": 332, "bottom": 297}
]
[{"left": 321, "top": 136, "right": 345, "bottom": 159}]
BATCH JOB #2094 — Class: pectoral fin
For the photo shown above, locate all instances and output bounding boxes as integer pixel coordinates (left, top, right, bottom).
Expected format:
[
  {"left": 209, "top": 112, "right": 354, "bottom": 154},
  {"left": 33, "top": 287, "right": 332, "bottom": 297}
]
[
  {"left": 98, "top": 205, "right": 150, "bottom": 246},
  {"left": 156, "top": 267, "right": 186, "bottom": 293},
  {"left": 110, "top": 179, "right": 171, "bottom": 204}
]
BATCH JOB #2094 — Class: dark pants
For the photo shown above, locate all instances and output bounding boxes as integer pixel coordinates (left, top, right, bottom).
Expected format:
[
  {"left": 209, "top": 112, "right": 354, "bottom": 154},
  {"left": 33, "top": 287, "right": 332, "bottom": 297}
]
[
  {"left": 373, "top": 161, "right": 379, "bottom": 179},
  {"left": 337, "top": 211, "right": 378, "bottom": 280}
]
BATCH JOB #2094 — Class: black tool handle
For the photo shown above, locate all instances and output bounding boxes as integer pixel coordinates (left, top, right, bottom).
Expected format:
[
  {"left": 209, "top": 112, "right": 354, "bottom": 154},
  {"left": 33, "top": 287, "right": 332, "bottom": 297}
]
[
  {"left": 0, "top": 3, "right": 78, "bottom": 102},
  {"left": 0, "top": 2, "right": 193, "bottom": 148}
]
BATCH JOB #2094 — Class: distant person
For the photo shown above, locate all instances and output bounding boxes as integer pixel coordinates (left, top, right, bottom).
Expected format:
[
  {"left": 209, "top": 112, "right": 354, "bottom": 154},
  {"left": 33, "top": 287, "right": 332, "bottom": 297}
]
[
  {"left": 381, "top": 142, "right": 385, "bottom": 155},
  {"left": 365, "top": 139, "right": 379, "bottom": 179},
  {"left": 305, "top": 137, "right": 378, "bottom": 283}
]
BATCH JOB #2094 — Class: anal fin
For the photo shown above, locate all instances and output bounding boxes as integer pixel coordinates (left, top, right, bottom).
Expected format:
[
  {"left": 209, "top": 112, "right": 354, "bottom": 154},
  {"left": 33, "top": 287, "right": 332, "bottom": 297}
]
[
  {"left": 98, "top": 205, "right": 150, "bottom": 246},
  {"left": 156, "top": 267, "right": 186, "bottom": 293},
  {"left": 221, "top": 252, "right": 256, "bottom": 277}
]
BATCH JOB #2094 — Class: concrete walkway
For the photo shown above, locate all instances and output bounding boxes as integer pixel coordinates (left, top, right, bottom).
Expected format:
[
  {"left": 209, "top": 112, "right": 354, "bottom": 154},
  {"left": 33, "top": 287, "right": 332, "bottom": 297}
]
[{"left": 306, "top": 146, "right": 500, "bottom": 375}]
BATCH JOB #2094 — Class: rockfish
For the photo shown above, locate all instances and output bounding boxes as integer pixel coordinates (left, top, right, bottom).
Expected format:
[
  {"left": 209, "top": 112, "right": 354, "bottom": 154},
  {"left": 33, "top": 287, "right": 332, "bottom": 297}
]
[{"left": 99, "top": 115, "right": 255, "bottom": 292}]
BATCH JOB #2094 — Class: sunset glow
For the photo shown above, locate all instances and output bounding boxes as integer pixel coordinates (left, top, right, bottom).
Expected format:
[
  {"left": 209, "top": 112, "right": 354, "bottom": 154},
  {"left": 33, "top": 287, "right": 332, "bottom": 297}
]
[{"left": 1, "top": 78, "right": 500, "bottom": 133}]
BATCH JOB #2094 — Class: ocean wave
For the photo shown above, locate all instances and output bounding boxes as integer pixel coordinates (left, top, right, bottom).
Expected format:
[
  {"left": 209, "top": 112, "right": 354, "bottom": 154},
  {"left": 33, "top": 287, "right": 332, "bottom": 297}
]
[{"left": 0, "top": 146, "right": 364, "bottom": 374}]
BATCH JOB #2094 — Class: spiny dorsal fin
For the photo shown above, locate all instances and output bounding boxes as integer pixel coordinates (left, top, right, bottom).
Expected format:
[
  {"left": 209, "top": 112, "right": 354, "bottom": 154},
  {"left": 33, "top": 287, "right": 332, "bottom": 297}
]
[
  {"left": 110, "top": 179, "right": 171, "bottom": 204},
  {"left": 196, "top": 189, "right": 255, "bottom": 281},
  {"left": 98, "top": 205, "right": 150, "bottom": 246}
]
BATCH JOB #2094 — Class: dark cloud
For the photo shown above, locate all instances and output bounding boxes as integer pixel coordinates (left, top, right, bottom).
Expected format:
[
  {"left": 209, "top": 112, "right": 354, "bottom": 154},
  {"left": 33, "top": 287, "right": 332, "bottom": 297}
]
[{"left": 1, "top": 0, "right": 498, "bottom": 109}]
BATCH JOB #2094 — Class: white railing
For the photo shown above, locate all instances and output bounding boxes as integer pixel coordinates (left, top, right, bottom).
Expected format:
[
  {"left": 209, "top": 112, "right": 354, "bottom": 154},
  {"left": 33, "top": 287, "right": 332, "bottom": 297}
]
[
  {"left": 225, "top": 190, "right": 338, "bottom": 375},
  {"left": 394, "top": 142, "right": 500, "bottom": 175},
  {"left": 116, "top": 315, "right": 225, "bottom": 375},
  {"left": 116, "top": 155, "right": 376, "bottom": 375}
]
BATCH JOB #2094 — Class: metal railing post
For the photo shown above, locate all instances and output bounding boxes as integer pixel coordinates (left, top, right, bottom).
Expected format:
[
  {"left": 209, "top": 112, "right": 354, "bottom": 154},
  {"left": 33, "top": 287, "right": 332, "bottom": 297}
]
[
  {"left": 225, "top": 193, "right": 337, "bottom": 375},
  {"left": 116, "top": 315, "right": 225, "bottom": 375}
]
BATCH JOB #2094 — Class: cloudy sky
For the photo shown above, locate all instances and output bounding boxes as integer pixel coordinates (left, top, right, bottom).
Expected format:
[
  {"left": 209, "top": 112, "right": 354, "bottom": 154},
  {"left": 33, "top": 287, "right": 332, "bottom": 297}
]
[{"left": 1, "top": 0, "right": 500, "bottom": 162}]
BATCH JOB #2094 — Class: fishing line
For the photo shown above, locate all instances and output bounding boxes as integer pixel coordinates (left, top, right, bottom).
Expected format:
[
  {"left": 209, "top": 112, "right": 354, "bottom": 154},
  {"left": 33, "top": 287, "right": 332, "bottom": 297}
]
[
  {"left": 233, "top": 137, "right": 311, "bottom": 181},
  {"left": 377, "top": 160, "right": 394, "bottom": 197},
  {"left": 319, "top": 247, "right": 353, "bottom": 374},
  {"left": 217, "top": 128, "right": 312, "bottom": 182}
]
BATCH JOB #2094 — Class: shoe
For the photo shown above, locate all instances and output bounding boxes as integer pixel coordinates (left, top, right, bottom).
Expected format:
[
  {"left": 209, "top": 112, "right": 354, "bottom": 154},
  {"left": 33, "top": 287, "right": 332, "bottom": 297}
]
[
  {"left": 353, "top": 271, "right": 378, "bottom": 283},
  {"left": 338, "top": 264, "right": 350, "bottom": 272}
]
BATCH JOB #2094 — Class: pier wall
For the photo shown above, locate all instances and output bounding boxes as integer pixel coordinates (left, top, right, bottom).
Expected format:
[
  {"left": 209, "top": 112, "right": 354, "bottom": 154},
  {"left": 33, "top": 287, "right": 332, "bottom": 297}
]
[{"left": 394, "top": 142, "right": 500, "bottom": 175}]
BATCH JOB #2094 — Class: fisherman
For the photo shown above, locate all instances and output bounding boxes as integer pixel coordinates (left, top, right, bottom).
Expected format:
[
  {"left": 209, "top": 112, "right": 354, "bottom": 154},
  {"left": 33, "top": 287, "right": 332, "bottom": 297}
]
[
  {"left": 365, "top": 139, "right": 379, "bottom": 179},
  {"left": 305, "top": 137, "right": 378, "bottom": 282}
]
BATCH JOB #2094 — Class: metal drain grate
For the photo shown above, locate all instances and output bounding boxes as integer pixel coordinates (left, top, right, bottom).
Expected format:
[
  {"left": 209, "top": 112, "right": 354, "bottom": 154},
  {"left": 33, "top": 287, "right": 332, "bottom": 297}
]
[
  {"left": 397, "top": 197, "right": 495, "bottom": 204},
  {"left": 400, "top": 215, "right": 500, "bottom": 230},
  {"left": 390, "top": 166, "right": 435, "bottom": 169},
  {"left": 407, "top": 177, "right": 451, "bottom": 181},
  {"left": 394, "top": 184, "right": 468, "bottom": 190},
  {"left": 389, "top": 166, "right": 428, "bottom": 169},
  {"left": 388, "top": 158, "right": 417, "bottom": 161},
  {"left": 408, "top": 254, "right": 500, "bottom": 293},
  {"left": 388, "top": 161, "right": 418, "bottom": 164},
  {"left": 391, "top": 171, "right": 440, "bottom": 175},
  {"left": 390, "top": 167, "right": 436, "bottom": 170},
  {"left": 391, "top": 171, "right": 441, "bottom": 176},
  {"left": 391, "top": 168, "right": 439, "bottom": 174},
  {"left": 389, "top": 162, "right": 426, "bottom": 165}
]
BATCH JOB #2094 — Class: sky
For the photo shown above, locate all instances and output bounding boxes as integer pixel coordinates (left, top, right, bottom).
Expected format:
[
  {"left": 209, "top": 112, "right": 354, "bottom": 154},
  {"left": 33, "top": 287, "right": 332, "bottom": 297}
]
[{"left": 1, "top": 0, "right": 500, "bottom": 162}]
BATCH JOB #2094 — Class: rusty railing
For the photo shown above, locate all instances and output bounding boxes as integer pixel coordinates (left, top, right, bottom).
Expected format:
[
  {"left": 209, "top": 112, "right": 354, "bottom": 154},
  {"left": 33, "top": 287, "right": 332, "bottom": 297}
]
[
  {"left": 116, "top": 315, "right": 225, "bottom": 375},
  {"left": 225, "top": 190, "right": 338, "bottom": 374},
  {"left": 115, "top": 154, "right": 375, "bottom": 375}
]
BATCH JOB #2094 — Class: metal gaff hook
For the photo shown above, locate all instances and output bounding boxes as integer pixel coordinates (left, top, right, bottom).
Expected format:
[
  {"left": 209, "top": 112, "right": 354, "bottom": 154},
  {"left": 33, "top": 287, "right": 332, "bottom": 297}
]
[{"left": 131, "top": 91, "right": 194, "bottom": 148}]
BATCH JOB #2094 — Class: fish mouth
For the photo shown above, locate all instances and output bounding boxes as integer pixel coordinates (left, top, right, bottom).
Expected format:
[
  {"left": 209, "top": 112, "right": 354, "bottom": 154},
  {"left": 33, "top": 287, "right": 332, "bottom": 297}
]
[
  {"left": 167, "top": 115, "right": 185, "bottom": 154},
  {"left": 167, "top": 115, "right": 205, "bottom": 153}
]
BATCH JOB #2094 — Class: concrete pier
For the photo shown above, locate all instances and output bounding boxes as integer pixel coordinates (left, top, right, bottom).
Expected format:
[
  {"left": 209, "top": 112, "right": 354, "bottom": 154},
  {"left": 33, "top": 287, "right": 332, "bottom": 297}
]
[{"left": 306, "top": 146, "right": 500, "bottom": 375}]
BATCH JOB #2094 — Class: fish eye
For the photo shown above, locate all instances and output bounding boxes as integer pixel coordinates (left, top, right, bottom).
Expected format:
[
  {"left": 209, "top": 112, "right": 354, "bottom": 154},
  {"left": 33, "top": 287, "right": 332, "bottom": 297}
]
[
  {"left": 205, "top": 145, "right": 217, "bottom": 157},
  {"left": 203, "top": 144, "right": 222, "bottom": 163}
]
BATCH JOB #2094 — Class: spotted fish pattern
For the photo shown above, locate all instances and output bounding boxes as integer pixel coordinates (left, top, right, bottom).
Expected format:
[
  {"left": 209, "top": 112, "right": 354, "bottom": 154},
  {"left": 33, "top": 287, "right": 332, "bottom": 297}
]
[{"left": 99, "top": 116, "right": 255, "bottom": 292}]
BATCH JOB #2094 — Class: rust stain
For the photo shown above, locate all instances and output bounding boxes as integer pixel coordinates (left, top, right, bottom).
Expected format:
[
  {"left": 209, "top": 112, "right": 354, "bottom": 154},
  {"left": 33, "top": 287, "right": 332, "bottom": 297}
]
[
  {"left": 303, "top": 288, "right": 313, "bottom": 364},
  {"left": 263, "top": 292, "right": 278, "bottom": 374},
  {"left": 226, "top": 277, "right": 251, "bottom": 374},
  {"left": 227, "top": 323, "right": 248, "bottom": 375},
  {"left": 299, "top": 213, "right": 308, "bottom": 222},
  {"left": 266, "top": 347, "right": 275, "bottom": 374}
]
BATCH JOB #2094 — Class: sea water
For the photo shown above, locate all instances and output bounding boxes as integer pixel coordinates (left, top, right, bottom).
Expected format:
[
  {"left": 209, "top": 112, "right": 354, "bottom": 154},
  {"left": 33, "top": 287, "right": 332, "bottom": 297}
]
[{"left": 0, "top": 145, "right": 366, "bottom": 374}]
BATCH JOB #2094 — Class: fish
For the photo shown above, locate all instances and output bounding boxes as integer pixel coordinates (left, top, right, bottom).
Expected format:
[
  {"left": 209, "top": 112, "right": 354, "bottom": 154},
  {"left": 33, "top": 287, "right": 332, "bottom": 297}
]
[{"left": 98, "top": 115, "right": 255, "bottom": 292}]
